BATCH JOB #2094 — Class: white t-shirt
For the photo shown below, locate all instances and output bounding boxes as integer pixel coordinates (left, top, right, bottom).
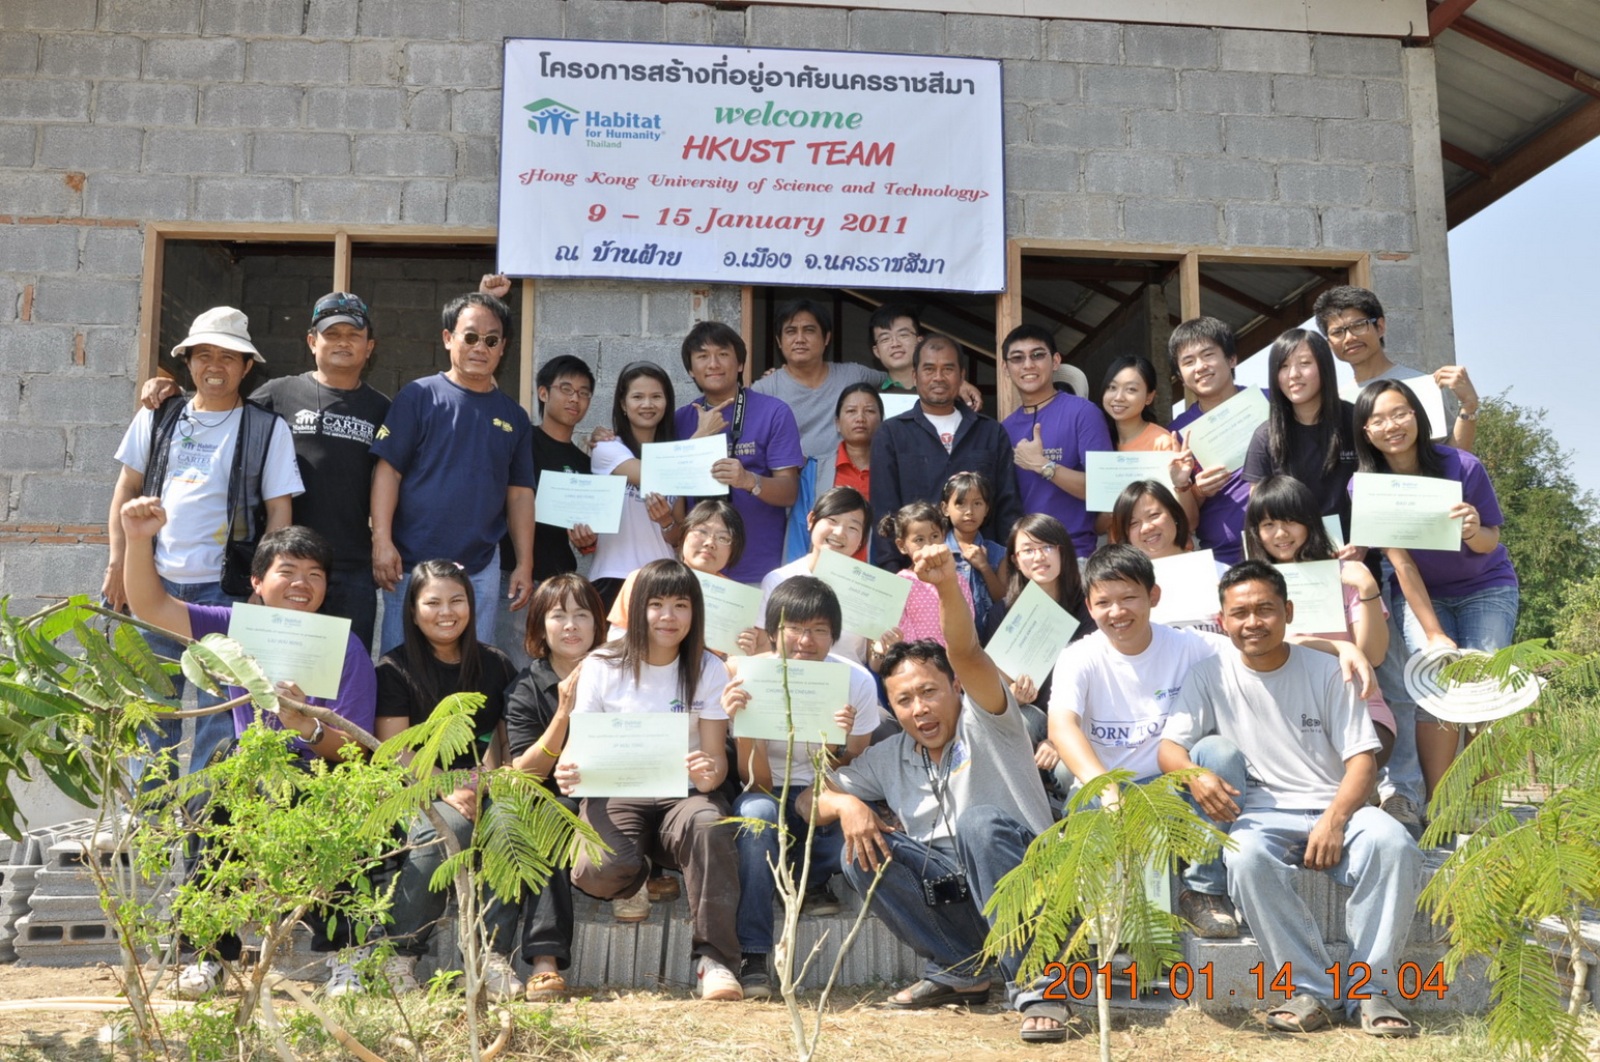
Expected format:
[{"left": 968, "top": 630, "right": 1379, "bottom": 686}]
[
  {"left": 744, "top": 652, "right": 881, "bottom": 789},
  {"left": 114, "top": 402, "right": 303, "bottom": 583},
  {"left": 1048, "top": 623, "right": 1230, "bottom": 781},
  {"left": 923, "top": 408, "right": 962, "bottom": 453},
  {"left": 571, "top": 647, "right": 730, "bottom": 757},
  {"left": 759, "top": 556, "right": 869, "bottom": 665},
  {"left": 589, "top": 439, "right": 674, "bottom": 582}
]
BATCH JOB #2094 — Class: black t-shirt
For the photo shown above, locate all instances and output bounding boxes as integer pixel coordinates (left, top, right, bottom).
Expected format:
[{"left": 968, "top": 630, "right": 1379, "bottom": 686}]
[
  {"left": 503, "top": 657, "right": 564, "bottom": 796},
  {"left": 251, "top": 373, "right": 391, "bottom": 568},
  {"left": 501, "top": 425, "right": 594, "bottom": 579},
  {"left": 375, "top": 642, "right": 515, "bottom": 771},
  {"left": 1243, "top": 401, "right": 1358, "bottom": 538}
]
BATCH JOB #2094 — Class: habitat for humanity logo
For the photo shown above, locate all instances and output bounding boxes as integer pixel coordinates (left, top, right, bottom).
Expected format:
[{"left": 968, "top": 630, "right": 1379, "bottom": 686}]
[{"left": 525, "top": 98, "right": 579, "bottom": 135}]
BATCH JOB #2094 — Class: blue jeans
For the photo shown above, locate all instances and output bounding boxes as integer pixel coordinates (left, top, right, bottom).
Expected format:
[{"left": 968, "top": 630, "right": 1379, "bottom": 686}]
[
  {"left": 140, "top": 578, "right": 241, "bottom": 784},
  {"left": 378, "top": 560, "right": 500, "bottom": 657},
  {"left": 1396, "top": 584, "right": 1519, "bottom": 723},
  {"left": 734, "top": 788, "right": 845, "bottom": 954},
  {"left": 1374, "top": 566, "right": 1425, "bottom": 807},
  {"left": 1175, "top": 736, "right": 1247, "bottom": 897}
]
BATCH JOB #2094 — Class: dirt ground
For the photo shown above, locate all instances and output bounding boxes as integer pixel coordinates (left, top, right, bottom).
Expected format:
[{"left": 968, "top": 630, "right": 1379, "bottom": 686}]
[{"left": 0, "top": 963, "right": 1593, "bottom": 1062}]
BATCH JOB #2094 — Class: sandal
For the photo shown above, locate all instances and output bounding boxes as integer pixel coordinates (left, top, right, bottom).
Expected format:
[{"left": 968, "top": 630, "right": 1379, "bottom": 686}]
[
  {"left": 884, "top": 978, "right": 991, "bottom": 1010},
  {"left": 1018, "top": 1000, "right": 1088, "bottom": 1044},
  {"left": 524, "top": 970, "right": 568, "bottom": 1003},
  {"left": 1264, "top": 993, "right": 1333, "bottom": 1033},
  {"left": 1359, "top": 996, "right": 1418, "bottom": 1038}
]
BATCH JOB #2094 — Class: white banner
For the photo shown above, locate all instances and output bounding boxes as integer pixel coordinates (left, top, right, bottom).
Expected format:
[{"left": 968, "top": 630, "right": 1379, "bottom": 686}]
[{"left": 497, "top": 39, "right": 1005, "bottom": 292}]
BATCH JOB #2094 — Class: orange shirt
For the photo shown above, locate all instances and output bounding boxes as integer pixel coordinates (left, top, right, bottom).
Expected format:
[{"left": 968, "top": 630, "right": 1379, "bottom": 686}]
[{"left": 1118, "top": 421, "right": 1180, "bottom": 452}]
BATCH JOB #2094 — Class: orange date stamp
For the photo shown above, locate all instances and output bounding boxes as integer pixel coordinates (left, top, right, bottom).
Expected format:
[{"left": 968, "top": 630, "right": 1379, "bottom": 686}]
[{"left": 1039, "top": 960, "right": 1451, "bottom": 1001}]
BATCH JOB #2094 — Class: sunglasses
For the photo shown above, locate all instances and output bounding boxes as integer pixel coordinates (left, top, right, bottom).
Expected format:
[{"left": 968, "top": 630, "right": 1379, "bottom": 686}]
[{"left": 454, "top": 331, "right": 504, "bottom": 349}]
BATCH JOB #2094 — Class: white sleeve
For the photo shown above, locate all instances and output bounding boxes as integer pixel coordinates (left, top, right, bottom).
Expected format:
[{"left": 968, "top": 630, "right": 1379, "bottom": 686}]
[
  {"left": 112, "top": 408, "right": 155, "bottom": 476},
  {"left": 1328, "top": 660, "right": 1381, "bottom": 759},
  {"left": 571, "top": 657, "right": 609, "bottom": 715},
  {"left": 591, "top": 440, "right": 627, "bottom": 477},
  {"left": 261, "top": 418, "right": 305, "bottom": 499},
  {"left": 1046, "top": 642, "right": 1087, "bottom": 721},
  {"left": 1161, "top": 657, "right": 1216, "bottom": 750},
  {"left": 697, "top": 653, "right": 730, "bottom": 720}
]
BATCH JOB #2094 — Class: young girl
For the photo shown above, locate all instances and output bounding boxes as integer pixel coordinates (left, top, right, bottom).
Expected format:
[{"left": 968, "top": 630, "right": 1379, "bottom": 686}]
[
  {"left": 589, "top": 362, "right": 688, "bottom": 610},
  {"left": 374, "top": 559, "right": 521, "bottom": 1000},
  {"left": 501, "top": 573, "right": 608, "bottom": 1002},
  {"left": 1100, "top": 355, "right": 1180, "bottom": 451},
  {"left": 554, "top": 560, "right": 742, "bottom": 1001},
  {"left": 1244, "top": 475, "right": 1396, "bottom": 765},
  {"left": 1352, "top": 379, "right": 1518, "bottom": 797},
  {"left": 760, "top": 487, "right": 874, "bottom": 665},
  {"left": 1243, "top": 329, "right": 1358, "bottom": 539},
  {"left": 815, "top": 383, "right": 882, "bottom": 561},
  {"left": 877, "top": 500, "right": 974, "bottom": 646},
  {"left": 941, "top": 471, "right": 1007, "bottom": 638}
]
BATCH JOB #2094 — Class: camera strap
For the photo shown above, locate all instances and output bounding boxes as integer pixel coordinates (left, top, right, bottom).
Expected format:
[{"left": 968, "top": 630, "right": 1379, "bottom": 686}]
[{"left": 917, "top": 744, "right": 965, "bottom": 883}]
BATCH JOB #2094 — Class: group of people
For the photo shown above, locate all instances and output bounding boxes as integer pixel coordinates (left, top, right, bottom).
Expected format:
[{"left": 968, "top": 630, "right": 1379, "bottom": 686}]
[{"left": 106, "top": 278, "right": 1514, "bottom": 1041}]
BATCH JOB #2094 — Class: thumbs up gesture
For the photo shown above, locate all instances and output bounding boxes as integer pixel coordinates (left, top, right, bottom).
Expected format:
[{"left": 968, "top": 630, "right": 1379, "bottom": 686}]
[{"left": 1013, "top": 423, "right": 1048, "bottom": 473}]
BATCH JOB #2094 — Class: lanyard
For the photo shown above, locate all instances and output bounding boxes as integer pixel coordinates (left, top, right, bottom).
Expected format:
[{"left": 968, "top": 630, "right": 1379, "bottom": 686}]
[{"left": 715, "top": 387, "right": 748, "bottom": 457}]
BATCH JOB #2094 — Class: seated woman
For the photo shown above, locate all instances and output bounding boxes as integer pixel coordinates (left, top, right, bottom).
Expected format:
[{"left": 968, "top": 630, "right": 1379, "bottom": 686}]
[
  {"left": 554, "top": 559, "right": 742, "bottom": 1001},
  {"left": 1110, "top": 479, "right": 1221, "bottom": 631},
  {"left": 760, "top": 486, "right": 875, "bottom": 666},
  {"left": 607, "top": 499, "right": 759, "bottom": 651},
  {"left": 374, "top": 560, "right": 520, "bottom": 1000},
  {"left": 501, "top": 573, "right": 607, "bottom": 1002}
]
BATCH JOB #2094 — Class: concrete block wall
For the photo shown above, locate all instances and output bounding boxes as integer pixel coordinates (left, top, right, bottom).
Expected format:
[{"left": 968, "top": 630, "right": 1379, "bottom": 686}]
[{"left": 0, "top": 1, "right": 1449, "bottom": 608}]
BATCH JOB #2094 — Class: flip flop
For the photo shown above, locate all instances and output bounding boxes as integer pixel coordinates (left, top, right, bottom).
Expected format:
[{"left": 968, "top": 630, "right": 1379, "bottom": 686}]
[
  {"left": 884, "top": 978, "right": 991, "bottom": 1010},
  {"left": 1359, "top": 996, "right": 1419, "bottom": 1038},
  {"left": 1264, "top": 993, "right": 1333, "bottom": 1033},
  {"left": 1017, "top": 1000, "right": 1089, "bottom": 1044}
]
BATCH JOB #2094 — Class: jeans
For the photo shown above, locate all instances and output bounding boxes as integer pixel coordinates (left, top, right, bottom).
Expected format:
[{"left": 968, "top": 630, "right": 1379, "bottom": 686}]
[
  {"left": 1224, "top": 804, "right": 1421, "bottom": 1015},
  {"left": 379, "top": 560, "right": 500, "bottom": 658},
  {"left": 1019, "top": 703, "right": 1073, "bottom": 812},
  {"left": 1170, "top": 736, "right": 1246, "bottom": 897},
  {"left": 1396, "top": 584, "right": 1520, "bottom": 724},
  {"left": 140, "top": 578, "right": 241, "bottom": 784},
  {"left": 384, "top": 800, "right": 519, "bottom": 958},
  {"left": 1374, "top": 571, "right": 1425, "bottom": 806},
  {"left": 321, "top": 564, "right": 378, "bottom": 656},
  {"left": 733, "top": 788, "right": 845, "bottom": 954},
  {"left": 493, "top": 570, "right": 532, "bottom": 673}
]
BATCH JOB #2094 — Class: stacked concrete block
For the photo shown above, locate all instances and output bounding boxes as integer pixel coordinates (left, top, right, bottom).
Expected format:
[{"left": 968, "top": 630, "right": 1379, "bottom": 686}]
[{"left": 13, "top": 827, "right": 177, "bottom": 967}]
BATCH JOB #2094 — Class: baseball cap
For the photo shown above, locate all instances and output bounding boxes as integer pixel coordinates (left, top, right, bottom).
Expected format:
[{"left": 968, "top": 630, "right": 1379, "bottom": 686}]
[
  {"left": 170, "top": 307, "right": 263, "bottom": 363},
  {"left": 310, "top": 292, "right": 372, "bottom": 334}
]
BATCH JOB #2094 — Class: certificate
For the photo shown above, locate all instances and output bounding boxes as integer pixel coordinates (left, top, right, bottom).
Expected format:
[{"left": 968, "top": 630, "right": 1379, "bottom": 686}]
[
  {"left": 564, "top": 713, "right": 688, "bottom": 798},
  {"left": 879, "top": 392, "right": 919, "bottom": 420},
  {"left": 641, "top": 435, "right": 727, "bottom": 497},
  {"left": 984, "top": 581, "right": 1079, "bottom": 682},
  {"left": 1279, "top": 560, "right": 1348, "bottom": 635},
  {"left": 535, "top": 471, "right": 626, "bottom": 534},
  {"left": 1183, "top": 388, "right": 1269, "bottom": 472},
  {"left": 1348, "top": 473, "right": 1462, "bottom": 551},
  {"left": 694, "top": 569, "right": 763, "bottom": 657},
  {"left": 813, "top": 550, "right": 913, "bottom": 641},
  {"left": 226, "top": 602, "right": 351, "bottom": 700},
  {"left": 1341, "top": 377, "right": 1447, "bottom": 441},
  {"left": 1084, "top": 451, "right": 1176, "bottom": 511},
  {"left": 1149, "top": 550, "right": 1221, "bottom": 626},
  {"left": 729, "top": 656, "right": 849, "bottom": 745},
  {"left": 1322, "top": 514, "right": 1344, "bottom": 549}
]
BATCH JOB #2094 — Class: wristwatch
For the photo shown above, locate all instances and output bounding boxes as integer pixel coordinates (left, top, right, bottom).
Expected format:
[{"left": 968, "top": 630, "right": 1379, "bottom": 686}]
[
  {"left": 301, "top": 718, "right": 324, "bottom": 747},
  {"left": 750, "top": 476, "right": 764, "bottom": 497},
  {"left": 1039, "top": 460, "right": 1058, "bottom": 481}
]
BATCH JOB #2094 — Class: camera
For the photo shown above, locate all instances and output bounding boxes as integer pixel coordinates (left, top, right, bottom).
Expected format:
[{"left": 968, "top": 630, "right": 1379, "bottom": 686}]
[{"left": 920, "top": 873, "right": 971, "bottom": 907}]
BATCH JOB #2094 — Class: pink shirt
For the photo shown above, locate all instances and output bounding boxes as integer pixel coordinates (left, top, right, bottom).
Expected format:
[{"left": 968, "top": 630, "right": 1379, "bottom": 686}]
[{"left": 894, "top": 569, "right": 975, "bottom": 646}]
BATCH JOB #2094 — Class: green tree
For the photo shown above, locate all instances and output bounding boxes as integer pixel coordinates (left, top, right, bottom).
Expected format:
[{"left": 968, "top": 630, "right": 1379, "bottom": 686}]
[{"left": 1472, "top": 396, "right": 1600, "bottom": 641}]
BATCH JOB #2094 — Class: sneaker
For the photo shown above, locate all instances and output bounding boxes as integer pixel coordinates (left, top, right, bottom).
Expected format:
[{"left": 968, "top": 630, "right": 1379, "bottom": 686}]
[
  {"left": 381, "top": 953, "right": 420, "bottom": 994},
  {"left": 483, "top": 952, "right": 524, "bottom": 1003},
  {"left": 173, "top": 959, "right": 223, "bottom": 1000},
  {"left": 739, "top": 954, "right": 772, "bottom": 1000},
  {"left": 612, "top": 880, "right": 652, "bottom": 923},
  {"left": 646, "top": 871, "right": 681, "bottom": 903},
  {"left": 1382, "top": 794, "right": 1424, "bottom": 837},
  {"left": 1177, "top": 889, "right": 1239, "bottom": 939},
  {"left": 698, "top": 955, "right": 744, "bottom": 1001},
  {"left": 324, "top": 950, "right": 366, "bottom": 999},
  {"left": 802, "top": 883, "right": 842, "bottom": 917}
]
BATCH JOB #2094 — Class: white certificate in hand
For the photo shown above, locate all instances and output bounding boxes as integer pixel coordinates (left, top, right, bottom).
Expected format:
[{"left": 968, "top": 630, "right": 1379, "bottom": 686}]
[
  {"left": 984, "top": 581, "right": 1079, "bottom": 682},
  {"left": 1085, "top": 450, "right": 1176, "bottom": 511},
  {"left": 730, "top": 656, "right": 849, "bottom": 744},
  {"left": 880, "top": 392, "right": 918, "bottom": 420},
  {"left": 564, "top": 713, "right": 688, "bottom": 798},
  {"left": 535, "top": 471, "right": 626, "bottom": 534},
  {"left": 1184, "top": 388, "right": 1270, "bottom": 472},
  {"left": 1348, "top": 473, "right": 1462, "bottom": 551},
  {"left": 694, "top": 569, "right": 763, "bottom": 657},
  {"left": 226, "top": 602, "right": 351, "bottom": 700},
  {"left": 1149, "top": 550, "right": 1221, "bottom": 626},
  {"left": 813, "top": 550, "right": 913, "bottom": 641},
  {"left": 1279, "top": 560, "right": 1348, "bottom": 635},
  {"left": 641, "top": 435, "right": 727, "bottom": 497}
]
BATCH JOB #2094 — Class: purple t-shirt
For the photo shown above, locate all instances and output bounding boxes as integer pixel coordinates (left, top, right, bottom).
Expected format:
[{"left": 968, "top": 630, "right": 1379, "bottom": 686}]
[
  {"left": 1002, "top": 393, "right": 1112, "bottom": 559},
  {"left": 1169, "top": 387, "right": 1267, "bottom": 567},
  {"left": 674, "top": 389, "right": 804, "bottom": 585},
  {"left": 187, "top": 603, "right": 378, "bottom": 759},
  {"left": 1367, "top": 447, "right": 1517, "bottom": 598}
]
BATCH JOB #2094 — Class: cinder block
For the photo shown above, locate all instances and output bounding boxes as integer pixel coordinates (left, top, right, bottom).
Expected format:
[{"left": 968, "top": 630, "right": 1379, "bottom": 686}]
[
  {"left": 849, "top": 9, "right": 944, "bottom": 55},
  {"left": 349, "top": 41, "right": 401, "bottom": 85},
  {"left": 711, "top": 9, "right": 745, "bottom": 46},
  {"left": 195, "top": 176, "right": 294, "bottom": 221},
  {"left": 0, "top": 34, "right": 38, "bottom": 76},
  {"left": 1180, "top": 157, "right": 1273, "bottom": 201},
  {"left": 84, "top": 173, "right": 190, "bottom": 219},
  {"left": 1003, "top": 101, "right": 1029, "bottom": 147},
  {"left": 1274, "top": 75, "right": 1364, "bottom": 118},
  {"left": 458, "top": 135, "right": 498, "bottom": 179},
  {"left": 252, "top": 132, "right": 349, "bottom": 175},
  {"left": 71, "top": 422, "right": 133, "bottom": 467},
  {"left": 1031, "top": 105, "right": 1126, "bottom": 149},
  {"left": 94, "top": 81, "right": 197, "bottom": 126},
  {"left": 1277, "top": 162, "right": 1367, "bottom": 205},
  {"left": 1085, "top": 152, "right": 1177, "bottom": 197},
  {"left": 1226, "top": 203, "right": 1318, "bottom": 248},
  {"left": 352, "top": 134, "right": 455, "bottom": 178},
  {"left": 1322, "top": 120, "right": 1410, "bottom": 165},
  {"left": 1321, "top": 207, "right": 1414, "bottom": 252},
  {"left": 39, "top": 33, "right": 139, "bottom": 78},
  {"left": 305, "top": 0, "right": 357, "bottom": 38},
  {"left": 1002, "top": 149, "right": 1078, "bottom": 194},
  {"left": 400, "top": 179, "right": 448, "bottom": 224},
  {"left": 1084, "top": 66, "right": 1175, "bottom": 109},
  {"left": 0, "top": 541, "right": 107, "bottom": 607},
  {"left": 1223, "top": 114, "right": 1318, "bottom": 160},
  {"left": 1024, "top": 194, "right": 1121, "bottom": 241},
  {"left": 1366, "top": 81, "right": 1407, "bottom": 122},
  {"left": 1131, "top": 111, "right": 1221, "bottom": 154},
  {"left": 0, "top": 77, "right": 89, "bottom": 121},
  {"left": 1220, "top": 29, "right": 1311, "bottom": 74},
  {"left": 248, "top": 40, "right": 348, "bottom": 85},
  {"left": 201, "top": 0, "right": 303, "bottom": 35},
  {"left": 1, "top": 225, "right": 79, "bottom": 274},
  {"left": 541, "top": 286, "right": 643, "bottom": 337},
  {"left": 98, "top": 0, "right": 198, "bottom": 34},
  {"left": 1370, "top": 257, "right": 1422, "bottom": 309},
  {"left": 1180, "top": 71, "right": 1272, "bottom": 116},
  {"left": 461, "top": 0, "right": 562, "bottom": 39},
  {"left": 200, "top": 84, "right": 303, "bottom": 129},
  {"left": 142, "top": 36, "right": 241, "bottom": 82},
  {"left": 451, "top": 89, "right": 500, "bottom": 134},
  {"left": 1369, "top": 167, "right": 1412, "bottom": 210},
  {"left": 1313, "top": 34, "right": 1403, "bottom": 78},
  {"left": 1002, "top": 60, "right": 1077, "bottom": 103},
  {"left": 0, "top": 0, "right": 97, "bottom": 31},
  {"left": 945, "top": 14, "right": 1040, "bottom": 60},
  {"left": 13, "top": 474, "right": 111, "bottom": 524},
  {"left": 306, "top": 87, "right": 403, "bottom": 132},
  {"left": 39, "top": 125, "right": 144, "bottom": 172},
  {"left": 1, "top": 325, "right": 81, "bottom": 377},
  {"left": 297, "top": 177, "right": 402, "bottom": 223},
  {"left": 664, "top": 3, "right": 712, "bottom": 44},
  {"left": 1044, "top": 19, "right": 1121, "bottom": 64},
  {"left": 1124, "top": 199, "right": 1218, "bottom": 244},
  {"left": 30, "top": 276, "right": 137, "bottom": 327},
  {"left": 405, "top": 89, "right": 451, "bottom": 131},
  {"left": 0, "top": 125, "right": 37, "bottom": 166},
  {"left": 1125, "top": 24, "right": 1216, "bottom": 69},
  {"left": 404, "top": 42, "right": 500, "bottom": 88},
  {"left": 567, "top": 0, "right": 664, "bottom": 43},
  {"left": 356, "top": 0, "right": 463, "bottom": 40},
  {"left": 143, "top": 129, "right": 245, "bottom": 174},
  {"left": 0, "top": 429, "right": 68, "bottom": 473},
  {"left": 445, "top": 181, "right": 497, "bottom": 226},
  {"left": 746, "top": 5, "right": 847, "bottom": 50}
]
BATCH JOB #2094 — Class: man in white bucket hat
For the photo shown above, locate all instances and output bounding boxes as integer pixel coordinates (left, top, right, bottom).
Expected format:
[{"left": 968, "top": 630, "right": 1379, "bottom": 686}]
[{"left": 105, "top": 307, "right": 303, "bottom": 778}]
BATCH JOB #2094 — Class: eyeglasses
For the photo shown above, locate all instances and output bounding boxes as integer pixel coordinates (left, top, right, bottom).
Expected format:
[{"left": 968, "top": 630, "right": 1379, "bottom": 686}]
[
  {"left": 550, "top": 382, "right": 592, "bottom": 400},
  {"left": 1326, "top": 317, "right": 1378, "bottom": 341},
  {"left": 780, "top": 623, "right": 833, "bottom": 643},
  {"left": 1364, "top": 409, "right": 1416, "bottom": 431},
  {"left": 454, "top": 331, "right": 503, "bottom": 349},
  {"left": 874, "top": 328, "right": 918, "bottom": 346},
  {"left": 1005, "top": 349, "right": 1051, "bottom": 364},
  {"left": 1015, "top": 544, "right": 1059, "bottom": 560},
  {"left": 685, "top": 527, "right": 734, "bottom": 547}
]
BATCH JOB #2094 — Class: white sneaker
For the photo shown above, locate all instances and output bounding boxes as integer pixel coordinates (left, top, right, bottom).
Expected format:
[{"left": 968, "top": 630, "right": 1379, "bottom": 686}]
[
  {"left": 483, "top": 952, "right": 524, "bottom": 1003},
  {"left": 325, "top": 950, "right": 367, "bottom": 998},
  {"left": 697, "top": 955, "right": 744, "bottom": 1002},
  {"left": 612, "top": 880, "right": 651, "bottom": 923},
  {"left": 173, "top": 959, "right": 223, "bottom": 1000},
  {"left": 382, "top": 953, "right": 420, "bottom": 994}
]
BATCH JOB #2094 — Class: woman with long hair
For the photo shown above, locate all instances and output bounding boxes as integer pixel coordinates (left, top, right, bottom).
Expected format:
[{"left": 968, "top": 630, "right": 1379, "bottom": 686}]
[
  {"left": 1352, "top": 379, "right": 1518, "bottom": 797},
  {"left": 1100, "top": 355, "right": 1179, "bottom": 452},
  {"left": 759, "top": 486, "right": 875, "bottom": 666},
  {"left": 554, "top": 559, "right": 743, "bottom": 1000},
  {"left": 589, "top": 361, "right": 687, "bottom": 609}
]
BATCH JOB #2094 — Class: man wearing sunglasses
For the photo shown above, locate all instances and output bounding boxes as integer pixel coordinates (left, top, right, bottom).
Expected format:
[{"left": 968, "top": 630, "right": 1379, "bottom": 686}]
[{"left": 370, "top": 291, "right": 536, "bottom": 654}]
